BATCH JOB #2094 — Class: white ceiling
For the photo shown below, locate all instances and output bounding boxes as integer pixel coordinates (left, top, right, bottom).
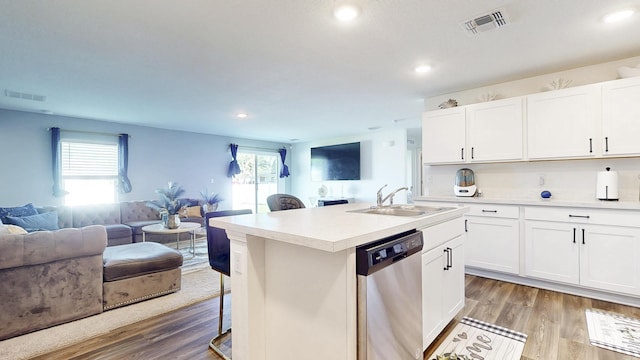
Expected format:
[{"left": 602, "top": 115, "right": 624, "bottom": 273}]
[{"left": 1, "top": 1, "right": 639, "bottom": 143}]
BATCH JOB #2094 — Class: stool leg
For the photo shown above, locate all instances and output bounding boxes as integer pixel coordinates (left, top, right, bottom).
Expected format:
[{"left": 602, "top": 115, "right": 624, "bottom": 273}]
[{"left": 209, "top": 272, "right": 231, "bottom": 359}]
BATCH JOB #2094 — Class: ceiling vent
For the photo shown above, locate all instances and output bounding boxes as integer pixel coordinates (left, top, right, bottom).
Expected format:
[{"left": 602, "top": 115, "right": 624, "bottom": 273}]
[
  {"left": 4, "top": 89, "right": 46, "bottom": 102},
  {"left": 463, "top": 9, "right": 510, "bottom": 35}
]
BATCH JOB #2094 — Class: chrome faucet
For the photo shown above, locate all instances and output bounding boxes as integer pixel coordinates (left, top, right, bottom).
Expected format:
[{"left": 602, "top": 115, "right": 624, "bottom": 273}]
[
  {"left": 376, "top": 184, "right": 388, "bottom": 207},
  {"left": 377, "top": 184, "right": 408, "bottom": 207}
]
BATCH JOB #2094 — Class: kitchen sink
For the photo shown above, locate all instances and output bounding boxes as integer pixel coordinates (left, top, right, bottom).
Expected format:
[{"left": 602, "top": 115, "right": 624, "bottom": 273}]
[{"left": 349, "top": 205, "right": 453, "bottom": 217}]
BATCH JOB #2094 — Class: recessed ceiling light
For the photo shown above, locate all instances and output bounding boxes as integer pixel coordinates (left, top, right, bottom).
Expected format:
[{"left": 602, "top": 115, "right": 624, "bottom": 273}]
[
  {"left": 603, "top": 9, "right": 634, "bottom": 23},
  {"left": 236, "top": 113, "right": 248, "bottom": 118},
  {"left": 415, "top": 65, "right": 432, "bottom": 74},
  {"left": 334, "top": 5, "right": 359, "bottom": 22},
  {"left": 368, "top": 126, "right": 381, "bottom": 131}
]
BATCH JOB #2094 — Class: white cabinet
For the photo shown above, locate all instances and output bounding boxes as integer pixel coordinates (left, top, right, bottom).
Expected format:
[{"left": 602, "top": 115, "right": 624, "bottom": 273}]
[
  {"left": 422, "top": 107, "right": 466, "bottom": 164},
  {"left": 466, "top": 97, "right": 523, "bottom": 162},
  {"left": 602, "top": 76, "right": 640, "bottom": 156},
  {"left": 422, "top": 235, "right": 464, "bottom": 350},
  {"left": 526, "top": 85, "right": 600, "bottom": 159},
  {"left": 422, "top": 98, "right": 524, "bottom": 164},
  {"left": 524, "top": 207, "right": 640, "bottom": 296},
  {"left": 464, "top": 204, "right": 520, "bottom": 275}
]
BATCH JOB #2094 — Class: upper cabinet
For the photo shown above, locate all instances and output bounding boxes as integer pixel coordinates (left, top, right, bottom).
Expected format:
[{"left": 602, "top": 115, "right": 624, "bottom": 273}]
[
  {"left": 422, "top": 107, "right": 466, "bottom": 164},
  {"left": 422, "top": 97, "right": 523, "bottom": 164},
  {"left": 466, "top": 97, "right": 523, "bottom": 162},
  {"left": 422, "top": 77, "right": 640, "bottom": 164},
  {"left": 526, "top": 84, "right": 600, "bottom": 160},
  {"left": 602, "top": 76, "right": 640, "bottom": 157}
]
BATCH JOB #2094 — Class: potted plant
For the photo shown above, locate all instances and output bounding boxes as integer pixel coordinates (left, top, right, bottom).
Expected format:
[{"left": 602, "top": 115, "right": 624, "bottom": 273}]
[
  {"left": 147, "top": 181, "right": 186, "bottom": 229},
  {"left": 200, "top": 189, "right": 223, "bottom": 213}
]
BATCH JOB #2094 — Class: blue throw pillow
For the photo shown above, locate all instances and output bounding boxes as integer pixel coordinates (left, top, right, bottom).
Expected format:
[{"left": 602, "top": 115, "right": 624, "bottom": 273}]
[
  {"left": 5, "top": 211, "right": 60, "bottom": 232},
  {"left": 0, "top": 203, "right": 38, "bottom": 223}
]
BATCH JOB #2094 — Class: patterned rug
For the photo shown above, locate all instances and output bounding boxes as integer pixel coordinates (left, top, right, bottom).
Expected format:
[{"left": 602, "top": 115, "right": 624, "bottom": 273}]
[
  {"left": 427, "top": 317, "right": 527, "bottom": 360},
  {"left": 171, "top": 236, "right": 211, "bottom": 273},
  {"left": 586, "top": 309, "right": 640, "bottom": 358}
]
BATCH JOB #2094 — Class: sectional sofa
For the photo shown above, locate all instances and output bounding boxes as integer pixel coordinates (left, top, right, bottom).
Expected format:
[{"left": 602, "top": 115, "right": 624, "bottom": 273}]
[{"left": 36, "top": 200, "right": 206, "bottom": 246}]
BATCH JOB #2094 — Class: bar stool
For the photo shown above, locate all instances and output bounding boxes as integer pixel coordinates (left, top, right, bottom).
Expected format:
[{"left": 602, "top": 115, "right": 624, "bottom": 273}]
[{"left": 205, "top": 209, "right": 252, "bottom": 360}]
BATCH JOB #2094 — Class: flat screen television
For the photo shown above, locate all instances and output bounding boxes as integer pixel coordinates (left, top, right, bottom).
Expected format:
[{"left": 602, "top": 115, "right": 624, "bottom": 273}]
[{"left": 311, "top": 142, "right": 361, "bottom": 181}]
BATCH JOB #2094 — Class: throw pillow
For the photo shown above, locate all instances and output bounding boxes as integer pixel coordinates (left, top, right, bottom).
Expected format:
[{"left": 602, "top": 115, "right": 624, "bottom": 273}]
[
  {"left": 5, "top": 211, "right": 59, "bottom": 232},
  {"left": 185, "top": 205, "right": 202, "bottom": 218},
  {"left": 0, "top": 224, "right": 28, "bottom": 235},
  {"left": 0, "top": 203, "right": 38, "bottom": 223}
]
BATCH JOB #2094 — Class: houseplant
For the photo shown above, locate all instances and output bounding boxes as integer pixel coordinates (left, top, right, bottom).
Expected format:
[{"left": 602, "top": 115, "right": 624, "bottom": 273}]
[
  {"left": 200, "top": 189, "right": 223, "bottom": 213},
  {"left": 147, "top": 181, "right": 186, "bottom": 229}
]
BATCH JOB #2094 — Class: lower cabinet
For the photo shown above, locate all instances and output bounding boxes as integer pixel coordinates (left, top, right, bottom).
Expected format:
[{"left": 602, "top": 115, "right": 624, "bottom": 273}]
[
  {"left": 422, "top": 235, "right": 465, "bottom": 350},
  {"left": 525, "top": 215, "right": 640, "bottom": 296},
  {"left": 464, "top": 204, "right": 520, "bottom": 274}
]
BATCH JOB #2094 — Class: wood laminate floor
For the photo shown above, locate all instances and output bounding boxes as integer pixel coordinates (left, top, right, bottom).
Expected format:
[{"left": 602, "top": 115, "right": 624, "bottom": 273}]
[{"left": 35, "top": 275, "right": 640, "bottom": 360}]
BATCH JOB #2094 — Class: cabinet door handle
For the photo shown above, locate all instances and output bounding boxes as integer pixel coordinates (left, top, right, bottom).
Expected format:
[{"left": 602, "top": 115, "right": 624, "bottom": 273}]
[
  {"left": 443, "top": 248, "right": 449, "bottom": 270},
  {"left": 482, "top": 209, "right": 498, "bottom": 213},
  {"left": 471, "top": 147, "right": 475, "bottom": 159},
  {"left": 605, "top": 137, "right": 609, "bottom": 152},
  {"left": 464, "top": 219, "right": 468, "bottom": 232},
  {"left": 589, "top": 138, "right": 593, "bottom": 153},
  {"left": 447, "top": 247, "right": 453, "bottom": 269},
  {"left": 569, "top": 214, "right": 590, "bottom": 219},
  {"left": 573, "top": 227, "right": 576, "bottom": 243},
  {"left": 582, "top": 228, "right": 586, "bottom": 245},
  {"left": 461, "top": 148, "right": 464, "bottom": 160}
]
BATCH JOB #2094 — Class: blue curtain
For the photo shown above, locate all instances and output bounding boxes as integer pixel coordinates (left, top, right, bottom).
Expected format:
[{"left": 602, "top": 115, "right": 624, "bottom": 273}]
[
  {"left": 227, "top": 143, "right": 241, "bottom": 178},
  {"left": 118, "top": 134, "right": 132, "bottom": 193},
  {"left": 279, "top": 148, "right": 290, "bottom": 178},
  {"left": 50, "top": 127, "right": 68, "bottom": 197}
]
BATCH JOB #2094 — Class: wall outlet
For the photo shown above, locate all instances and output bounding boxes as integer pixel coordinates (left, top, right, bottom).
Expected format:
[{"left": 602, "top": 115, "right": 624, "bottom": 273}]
[{"left": 538, "top": 174, "right": 545, "bottom": 186}]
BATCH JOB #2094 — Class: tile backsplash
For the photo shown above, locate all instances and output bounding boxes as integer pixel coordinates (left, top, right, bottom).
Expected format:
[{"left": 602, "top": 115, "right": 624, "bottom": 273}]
[{"left": 423, "top": 157, "right": 640, "bottom": 202}]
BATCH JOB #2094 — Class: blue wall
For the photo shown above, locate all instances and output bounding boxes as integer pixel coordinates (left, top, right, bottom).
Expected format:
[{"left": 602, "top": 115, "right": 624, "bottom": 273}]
[{"left": 0, "top": 109, "right": 288, "bottom": 208}]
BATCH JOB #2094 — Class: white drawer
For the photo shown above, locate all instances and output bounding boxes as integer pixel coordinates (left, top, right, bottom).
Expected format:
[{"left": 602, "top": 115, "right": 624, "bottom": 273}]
[
  {"left": 465, "top": 204, "right": 519, "bottom": 219},
  {"left": 420, "top": 217, "right": 464, "bottom": 252},
  {"left": 524, "top": 206, "right": 640, "bottom": 227}
]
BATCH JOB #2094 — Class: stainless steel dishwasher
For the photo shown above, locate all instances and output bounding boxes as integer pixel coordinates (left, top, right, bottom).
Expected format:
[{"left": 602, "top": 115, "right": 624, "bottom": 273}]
[{"left": 356, "top": 229, "right": 423, "bottom": 360}]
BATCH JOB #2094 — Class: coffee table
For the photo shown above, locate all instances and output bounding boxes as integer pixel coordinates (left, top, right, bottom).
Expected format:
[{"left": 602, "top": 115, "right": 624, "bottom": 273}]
[{"left": 141, "top": 222, "right": 201, "bottom": 253}]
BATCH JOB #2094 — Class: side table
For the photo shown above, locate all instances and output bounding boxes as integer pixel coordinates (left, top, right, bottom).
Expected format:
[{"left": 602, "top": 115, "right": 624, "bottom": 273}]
[{"left": 141, "top": 222, "right": 201, "bottom": 253}]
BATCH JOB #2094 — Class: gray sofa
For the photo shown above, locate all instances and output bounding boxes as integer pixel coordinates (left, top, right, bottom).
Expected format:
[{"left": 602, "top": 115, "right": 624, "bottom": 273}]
[
  {"left": 0, "top": 224, "right": 184, "bottom": 341},
  {"left": 0, "top": 225, "right": 107, "bottom": 340},
  {"left": 37, "top": 200, "right": 205, "bottom": 247}
]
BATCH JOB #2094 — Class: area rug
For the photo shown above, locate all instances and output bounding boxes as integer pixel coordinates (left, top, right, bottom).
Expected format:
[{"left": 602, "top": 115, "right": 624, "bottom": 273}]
[
  {"left": 586, "top": 309, "right": 640, "bottom": 358},
  {"left": 427, "top": 317, "right": 527, "bottom": 360},
  {"left": 0, "top": 267, "right": 226, "bottom": 360},
  {"left": 174, "top": 236, "right": 211, "bottom": 274}
]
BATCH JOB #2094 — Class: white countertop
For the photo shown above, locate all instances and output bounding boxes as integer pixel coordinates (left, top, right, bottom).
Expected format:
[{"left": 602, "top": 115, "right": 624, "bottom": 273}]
[
  {"left": 416, "top": 195, "right": 640, "bottom": 210},
  {"left": 209, "top": 203, "right": 467, "bottom": 252}
]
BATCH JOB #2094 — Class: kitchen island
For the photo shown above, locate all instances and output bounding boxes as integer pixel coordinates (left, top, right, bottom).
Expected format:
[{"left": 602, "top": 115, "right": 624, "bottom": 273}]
[{"left": 208, "top": 202, "right": 467, "bottom": 360}]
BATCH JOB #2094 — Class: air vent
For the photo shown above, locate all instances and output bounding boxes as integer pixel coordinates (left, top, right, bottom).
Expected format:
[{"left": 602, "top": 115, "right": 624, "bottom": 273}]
[
  {"left": 463, "top": 9, "right": 510, "bottom": 35},
  {"left": 4, "top": 89, "right": 46, "bottom": 102}
]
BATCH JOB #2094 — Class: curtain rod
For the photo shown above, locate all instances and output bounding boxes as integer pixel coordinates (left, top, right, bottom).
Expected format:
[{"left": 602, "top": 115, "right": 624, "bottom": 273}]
[
  {"left": 236, "top": 145, "right": 285, "bottom": 152},
  {"left": 47, "top": 128, "right": 132, "bottom": 138}
]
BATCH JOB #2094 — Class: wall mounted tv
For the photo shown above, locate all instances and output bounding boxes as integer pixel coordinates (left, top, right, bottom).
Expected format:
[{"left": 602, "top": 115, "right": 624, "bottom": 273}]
[{"left": 311, "top": 142, "right": 361, "bottom": 181}]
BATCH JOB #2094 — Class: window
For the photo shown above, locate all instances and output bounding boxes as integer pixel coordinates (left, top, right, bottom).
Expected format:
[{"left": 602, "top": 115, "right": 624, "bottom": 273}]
[{"left": 61, "top": 139, "right": 119, "bottom": 205}]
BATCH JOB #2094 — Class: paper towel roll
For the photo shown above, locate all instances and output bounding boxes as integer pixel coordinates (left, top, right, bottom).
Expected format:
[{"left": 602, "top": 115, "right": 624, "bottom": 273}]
[{"left": 596, "top": 167, "right": 618, "bottom": 200}]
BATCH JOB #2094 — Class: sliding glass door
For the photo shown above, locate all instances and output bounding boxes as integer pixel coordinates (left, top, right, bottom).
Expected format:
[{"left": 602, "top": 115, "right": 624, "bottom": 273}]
[{"left": 231, "top": 150, "right": 280, "bottom": 213}]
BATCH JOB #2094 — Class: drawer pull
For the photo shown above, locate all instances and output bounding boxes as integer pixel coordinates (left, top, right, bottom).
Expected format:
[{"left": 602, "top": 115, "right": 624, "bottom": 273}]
[
  {"left": 471, "top": 147, "right": 475, "bottom": 159},
  {"left": 461, "top": 148, "right": 464, "bottom": 160},
  {"left": 482, "top": 210, "right": 498, "bottom": 213},
  {"left": 605, "top": 137, "right": 609, "bottom": 152},
  {"left": 573, "top": 228, "right": 576, "bottom": 243},
  {"left": 569, "top": 214, "right": 590, "bottom": 219},
  {"left": 582, "top": 228, "right": 586, "bottom": 245},
  {"left": 589, "top": 138, "right": 593, "bottom": 153},
  {"left": 464, "top": 219, "right": 468, "bottom": 232}
]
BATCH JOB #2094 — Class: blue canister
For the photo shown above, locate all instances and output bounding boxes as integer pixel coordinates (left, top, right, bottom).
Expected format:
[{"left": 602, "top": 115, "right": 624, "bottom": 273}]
[{"left": 541, "top": 190, "right": 552, "bottom": 199}]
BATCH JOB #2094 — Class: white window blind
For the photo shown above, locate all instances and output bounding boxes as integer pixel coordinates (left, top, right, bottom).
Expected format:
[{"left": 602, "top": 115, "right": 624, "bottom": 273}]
[{"left": 61, "top": 141, "right": 118, "bottom": 178}]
